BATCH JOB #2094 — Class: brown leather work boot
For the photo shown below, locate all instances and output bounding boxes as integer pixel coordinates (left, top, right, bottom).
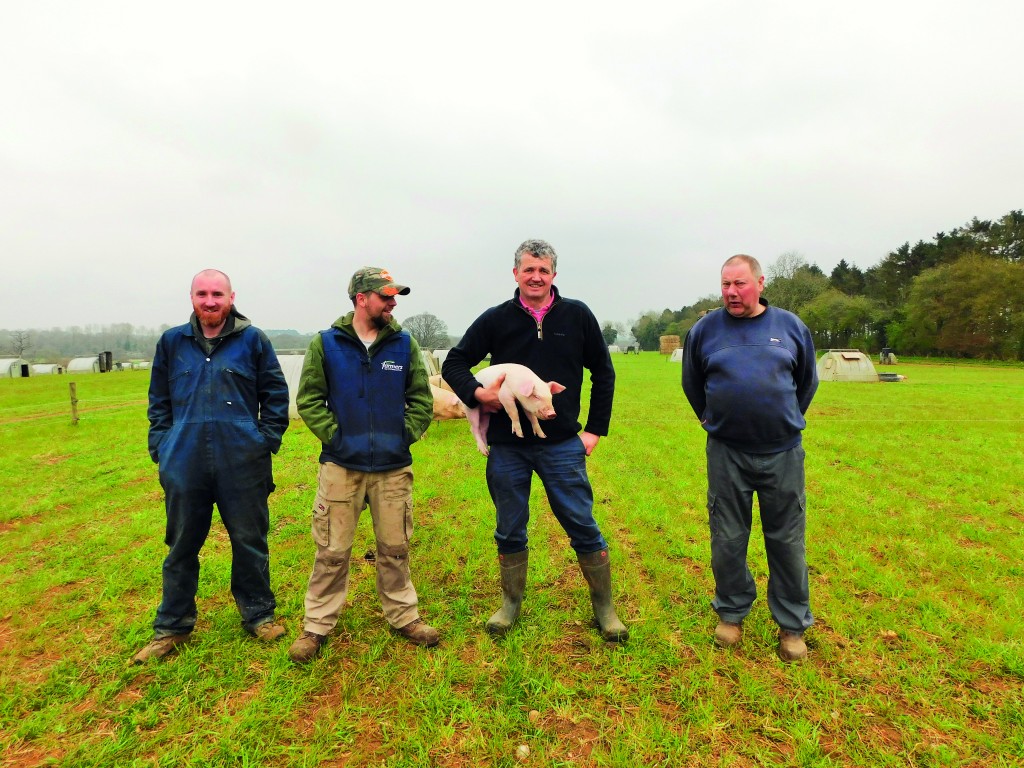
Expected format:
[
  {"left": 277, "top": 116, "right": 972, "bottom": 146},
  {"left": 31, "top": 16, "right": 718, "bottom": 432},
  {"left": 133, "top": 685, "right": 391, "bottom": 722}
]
[
  {"left": 252, "top": 621, "right": 286, "bottom": 641},
  {"left": 714, "top": 621, "right": 742, "bottom": 648},
  {"left": 396, "top": 618, "right": 440, "bottom": 647},
  {"left": 131, "top": 633, "right": 191, "bottom": 664},
  {"left": 778, "top": 631, "right": 807, "bottom": 662},
  {"left": 288, "top": 631, "right": 326, "bottom": 663}
]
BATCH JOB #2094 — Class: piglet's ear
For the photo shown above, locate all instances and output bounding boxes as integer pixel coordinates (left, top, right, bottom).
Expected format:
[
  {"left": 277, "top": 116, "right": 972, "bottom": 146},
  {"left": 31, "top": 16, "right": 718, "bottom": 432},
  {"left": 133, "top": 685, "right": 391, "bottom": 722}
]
[
  {"left": 548, "top": 381, "right": 567, "bottom": 394},
  {"left": 516, "top": 379, "right": 535, "bottom": 397}
]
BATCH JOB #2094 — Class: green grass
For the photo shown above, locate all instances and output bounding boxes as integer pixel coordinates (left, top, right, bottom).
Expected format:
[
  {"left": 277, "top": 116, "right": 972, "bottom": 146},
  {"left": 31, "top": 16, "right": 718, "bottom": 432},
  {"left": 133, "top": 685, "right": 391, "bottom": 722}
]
[{"left": 1, "top": 358, "right": 1022, "bottom": 767}]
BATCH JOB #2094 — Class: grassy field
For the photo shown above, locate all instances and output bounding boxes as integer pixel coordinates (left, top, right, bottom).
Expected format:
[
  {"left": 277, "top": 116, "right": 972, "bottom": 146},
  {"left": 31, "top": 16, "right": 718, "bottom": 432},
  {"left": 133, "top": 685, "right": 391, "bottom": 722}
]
[{"left": 0, "top": 356, "right": 1021, "bottom": 767}]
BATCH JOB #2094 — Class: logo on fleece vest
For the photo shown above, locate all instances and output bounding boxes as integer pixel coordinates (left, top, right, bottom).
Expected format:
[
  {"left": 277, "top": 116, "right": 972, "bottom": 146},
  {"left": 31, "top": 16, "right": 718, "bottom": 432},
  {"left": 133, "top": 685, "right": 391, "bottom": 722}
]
[{"left": 380, "top": 360, "right": 404, "bottom": 372}]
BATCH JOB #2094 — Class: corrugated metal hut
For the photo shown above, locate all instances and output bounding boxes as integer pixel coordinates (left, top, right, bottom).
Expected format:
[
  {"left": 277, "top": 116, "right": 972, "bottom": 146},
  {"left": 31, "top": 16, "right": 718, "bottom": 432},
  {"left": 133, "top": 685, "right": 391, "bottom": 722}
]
[
  {"left": 0, "top": 358, "right": 32, "bottom": 377},
  {"left": 67, "top": 356, "right": 101, "bottom": 373},
  {"left": 420, "top": 350, "right": 439, "bottom": 377},
  {"left": 277, "top": 354, "right": 306, "bottom": 420},
  {"left": 816, "top": 349, "right": 879, "bottom": 382},
  {"left": 31, "top": 363, "right": 64, "bottom": 375}
]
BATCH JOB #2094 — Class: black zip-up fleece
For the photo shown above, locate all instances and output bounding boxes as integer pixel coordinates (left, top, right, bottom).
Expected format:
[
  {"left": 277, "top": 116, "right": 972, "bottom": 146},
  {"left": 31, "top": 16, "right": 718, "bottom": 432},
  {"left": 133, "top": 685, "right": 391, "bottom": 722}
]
[{"left": 443, "top": 286, "right": 614, "bottom": 445}]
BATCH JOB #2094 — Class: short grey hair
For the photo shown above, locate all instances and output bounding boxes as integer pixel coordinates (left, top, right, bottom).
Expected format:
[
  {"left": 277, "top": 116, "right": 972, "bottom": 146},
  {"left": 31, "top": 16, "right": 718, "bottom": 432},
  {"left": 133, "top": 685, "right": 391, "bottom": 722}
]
[
  {"left": 514, "top": 239, "right": 558, "bottom": 272},
  {"left": 722, "top": 254, "right": 762, "bottom": 279}
]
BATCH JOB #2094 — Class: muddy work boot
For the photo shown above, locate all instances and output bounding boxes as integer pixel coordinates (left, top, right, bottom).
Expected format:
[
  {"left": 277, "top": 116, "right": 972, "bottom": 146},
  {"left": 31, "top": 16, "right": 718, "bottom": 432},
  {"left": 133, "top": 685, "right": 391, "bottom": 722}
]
[
  {"left": 251, "top": 621, "right": 286, "bottom": 641},
  {"left": 288, "top": 631, "right": 326, "bottom": 663},
  {"left": 714, "top": 621, "right": 742, "bottom": 648},
  {"left": 486, "top": 550, "right": 528, "bottom": 637},
  {"left": 131, "top": 633, "right": 191, "bottom": 664},
  {"left": 396, "top": 618, "right": 440, "bottom": 647},
  {"left": 778, "top": 630, "right": 807, "bottom": 662},
  {"left": 578, "top": 548, "right": 629, "bottom": 643}
]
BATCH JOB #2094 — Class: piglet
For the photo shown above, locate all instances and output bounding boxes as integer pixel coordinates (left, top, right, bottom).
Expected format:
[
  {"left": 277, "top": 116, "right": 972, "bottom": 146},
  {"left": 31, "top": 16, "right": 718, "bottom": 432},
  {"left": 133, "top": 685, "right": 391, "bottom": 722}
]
[{"left": 464, "top": 363, "right": 566, "bottom": 456}]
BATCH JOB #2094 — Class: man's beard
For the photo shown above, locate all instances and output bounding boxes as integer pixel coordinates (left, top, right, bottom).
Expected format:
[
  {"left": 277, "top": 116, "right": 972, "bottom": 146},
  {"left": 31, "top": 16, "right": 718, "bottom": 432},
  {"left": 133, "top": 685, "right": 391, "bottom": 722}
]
[
  {"left": 197, "top": 307, "right": 231, "bottom": 328},
  {"left": 371, "top": 311, "right": 391, "bottom": 330}
]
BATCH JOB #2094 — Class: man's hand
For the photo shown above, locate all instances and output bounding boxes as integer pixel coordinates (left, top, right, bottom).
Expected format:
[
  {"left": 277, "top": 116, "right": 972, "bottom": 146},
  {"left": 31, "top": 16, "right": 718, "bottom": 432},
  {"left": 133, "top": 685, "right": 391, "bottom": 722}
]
[
  {"left": 580, "top": 431, "right": 600, "bottom": 456},
  {"left": 473, "top": 372, "right": 506, "bottom": 413}
]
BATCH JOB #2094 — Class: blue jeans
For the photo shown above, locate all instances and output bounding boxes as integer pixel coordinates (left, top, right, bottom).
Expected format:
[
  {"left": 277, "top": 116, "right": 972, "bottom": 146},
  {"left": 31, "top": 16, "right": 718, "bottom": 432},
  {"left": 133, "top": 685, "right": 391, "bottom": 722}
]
[
  {"left": 485, "top": 438, "right": 607, "bottom": 555},
  {"left": 706, "top": 437, "right": 813, "bottom": 634}
]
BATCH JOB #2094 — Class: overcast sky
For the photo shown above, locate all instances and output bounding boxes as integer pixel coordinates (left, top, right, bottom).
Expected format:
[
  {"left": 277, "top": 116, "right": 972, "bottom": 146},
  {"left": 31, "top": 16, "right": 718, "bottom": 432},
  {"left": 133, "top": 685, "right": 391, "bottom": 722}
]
[{"left": 2, "top": 1, "right": 1021, "bottom": 338}]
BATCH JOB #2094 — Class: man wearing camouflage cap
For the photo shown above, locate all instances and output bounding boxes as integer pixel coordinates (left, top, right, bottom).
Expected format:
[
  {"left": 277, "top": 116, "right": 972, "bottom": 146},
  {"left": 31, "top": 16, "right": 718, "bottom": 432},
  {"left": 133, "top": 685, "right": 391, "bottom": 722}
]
[{"left": 288, "top": 267, "right": 437, "bottom": 663}]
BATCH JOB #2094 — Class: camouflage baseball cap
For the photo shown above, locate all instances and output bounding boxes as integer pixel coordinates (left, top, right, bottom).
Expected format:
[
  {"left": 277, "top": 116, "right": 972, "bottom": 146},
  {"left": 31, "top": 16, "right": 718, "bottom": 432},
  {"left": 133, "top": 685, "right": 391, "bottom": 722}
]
[{"left": 347, "top": 266, "right": 410, "bottom": 299}]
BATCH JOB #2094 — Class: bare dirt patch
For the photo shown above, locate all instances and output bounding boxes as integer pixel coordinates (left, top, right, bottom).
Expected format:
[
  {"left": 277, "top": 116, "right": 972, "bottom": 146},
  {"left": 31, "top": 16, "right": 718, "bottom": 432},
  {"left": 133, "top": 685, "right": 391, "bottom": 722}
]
[
  {"left": 219, "top": 682, "right": 264, "bottom": 716},
  {"left": 0, "top": 614, "right": 15, "bottom": 654},
  {"left": 114, "top": 678, "right": 152, "bottom": 705},
  {"left": 41, "top": 454, "right": 73, "bottom": 466},
  {"left": 1, "top": 741, "right": 66, "bottom": 768},
  {"left": 537, "top": 711, "right": 602, "bottom": 761},
  {"left": 966, "top": 663, "right": 1020, "bottom": 695}
]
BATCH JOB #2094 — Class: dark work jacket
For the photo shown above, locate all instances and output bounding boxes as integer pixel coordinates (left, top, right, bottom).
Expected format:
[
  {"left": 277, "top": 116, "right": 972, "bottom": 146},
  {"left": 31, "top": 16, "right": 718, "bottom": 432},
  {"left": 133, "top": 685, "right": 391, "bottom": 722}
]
[
  {"left": 442, "top": 286, "right": 615, "bottom": 446},
  {"left": 147, "top": 314, "right": 289, "bottom": 488},
  {"left": 319, "top": 327, "right": 414, "bottom": 472}
]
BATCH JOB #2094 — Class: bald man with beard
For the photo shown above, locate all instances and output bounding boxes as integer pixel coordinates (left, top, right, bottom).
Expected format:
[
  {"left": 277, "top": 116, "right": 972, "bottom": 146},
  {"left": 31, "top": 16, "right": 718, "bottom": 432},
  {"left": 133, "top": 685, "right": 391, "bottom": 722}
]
[{"left": 133, "top": 269, "right": 290, "bottom": 664}]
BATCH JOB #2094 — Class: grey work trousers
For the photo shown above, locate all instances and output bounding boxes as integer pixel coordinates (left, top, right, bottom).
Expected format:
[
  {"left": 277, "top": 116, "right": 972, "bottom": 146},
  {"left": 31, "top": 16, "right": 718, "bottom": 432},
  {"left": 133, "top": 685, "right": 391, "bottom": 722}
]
[
  {"left": 300, "top": 462, "right": 421, "bottom": 635},
  {"left": 706, "top": 437, "right": 813, "bottom": 634}
]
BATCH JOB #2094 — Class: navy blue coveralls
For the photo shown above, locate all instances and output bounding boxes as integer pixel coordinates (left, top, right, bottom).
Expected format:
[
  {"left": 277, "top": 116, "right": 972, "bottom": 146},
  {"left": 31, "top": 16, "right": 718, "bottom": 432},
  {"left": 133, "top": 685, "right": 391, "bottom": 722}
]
[{"left": 147, "top": 314, "right": 289, "bottom": 637}]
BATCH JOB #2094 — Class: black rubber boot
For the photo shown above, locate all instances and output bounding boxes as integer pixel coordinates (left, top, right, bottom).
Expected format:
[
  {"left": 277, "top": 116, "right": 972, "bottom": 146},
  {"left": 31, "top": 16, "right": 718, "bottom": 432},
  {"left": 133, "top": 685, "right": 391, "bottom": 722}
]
[
  {"left": 486, "top": 550, "right": 528, "bottom": 637},
  {"left": 578, "top": 548, "right": 629, "bottom": 642}
]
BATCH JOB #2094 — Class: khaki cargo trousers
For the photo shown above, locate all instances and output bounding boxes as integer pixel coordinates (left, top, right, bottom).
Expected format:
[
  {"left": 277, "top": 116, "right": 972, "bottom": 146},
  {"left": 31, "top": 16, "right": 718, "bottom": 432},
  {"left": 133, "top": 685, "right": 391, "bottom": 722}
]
[{"left": 301, "top": 461, "right": 421, "bottom": 635}]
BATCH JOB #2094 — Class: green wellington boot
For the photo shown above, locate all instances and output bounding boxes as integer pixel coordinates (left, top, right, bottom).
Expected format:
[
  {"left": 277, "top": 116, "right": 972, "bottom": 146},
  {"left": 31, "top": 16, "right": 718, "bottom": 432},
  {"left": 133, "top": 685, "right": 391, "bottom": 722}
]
[
  {"left": 578, "top": 548, "right": 629, "bottom": 642},
  {"left": 486, "top": 550, "right": 528, "bottom": 637}
]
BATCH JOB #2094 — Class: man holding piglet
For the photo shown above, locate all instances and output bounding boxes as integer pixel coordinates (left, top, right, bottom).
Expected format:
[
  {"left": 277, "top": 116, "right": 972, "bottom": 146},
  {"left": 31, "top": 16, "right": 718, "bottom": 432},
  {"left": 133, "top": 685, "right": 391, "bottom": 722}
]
[{"left": 443, "top": 238, "right": 628, "bottom": 643}]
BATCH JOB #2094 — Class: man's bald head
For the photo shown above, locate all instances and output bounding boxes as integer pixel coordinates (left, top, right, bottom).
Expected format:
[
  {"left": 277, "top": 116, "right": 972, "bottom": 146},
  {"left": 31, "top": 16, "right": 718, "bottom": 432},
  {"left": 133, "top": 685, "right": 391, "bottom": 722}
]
[{"left": 191, "top": 269, "right": 232, "bottom": 294}]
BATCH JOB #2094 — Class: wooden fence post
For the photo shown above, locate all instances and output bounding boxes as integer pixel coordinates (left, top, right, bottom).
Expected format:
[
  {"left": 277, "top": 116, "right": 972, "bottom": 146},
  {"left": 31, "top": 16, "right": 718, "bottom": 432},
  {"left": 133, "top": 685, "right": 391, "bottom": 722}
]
[{"left": 69, "top": 382, "right": 79, "bottom": 425}]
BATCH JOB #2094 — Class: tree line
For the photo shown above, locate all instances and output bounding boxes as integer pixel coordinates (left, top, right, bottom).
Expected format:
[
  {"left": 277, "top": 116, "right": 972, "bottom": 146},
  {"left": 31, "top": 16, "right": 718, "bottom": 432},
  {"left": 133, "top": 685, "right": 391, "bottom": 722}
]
[
  {"left": 1, "top": 315, "right": 459, "bottom": 365},
  {"left": 0, "top": 324, "right": 326, "bottom": 364},
  {"left": 0, "top": 324, "right": 165, "bottom": 364},
  {"left": 627, "top": 209, "right": 1024, "bottom": 360},
  {"left": 6, "top": 213, "right": 1022, "bottom": 363}
]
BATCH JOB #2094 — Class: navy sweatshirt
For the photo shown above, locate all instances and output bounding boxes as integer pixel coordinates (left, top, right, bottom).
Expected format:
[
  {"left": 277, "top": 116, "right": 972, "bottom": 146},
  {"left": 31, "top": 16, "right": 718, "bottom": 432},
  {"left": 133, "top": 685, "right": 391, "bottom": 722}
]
[{"left": 682, "top": 301, "right": 817, "bottom": 453}]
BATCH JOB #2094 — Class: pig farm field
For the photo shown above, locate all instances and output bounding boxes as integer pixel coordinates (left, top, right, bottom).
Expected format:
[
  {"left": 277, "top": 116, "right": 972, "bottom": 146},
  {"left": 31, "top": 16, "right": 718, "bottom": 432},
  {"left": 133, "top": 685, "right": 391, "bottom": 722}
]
[{"left": 0, "top": 355, "right": 1021, "bottom": 767}]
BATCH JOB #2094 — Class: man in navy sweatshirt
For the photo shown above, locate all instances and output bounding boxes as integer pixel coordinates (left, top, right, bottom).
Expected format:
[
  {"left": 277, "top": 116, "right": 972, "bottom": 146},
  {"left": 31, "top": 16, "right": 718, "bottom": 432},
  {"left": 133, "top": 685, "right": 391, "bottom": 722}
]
[{"left": 682, "top": 254, "right": 818, "bottom": 661}]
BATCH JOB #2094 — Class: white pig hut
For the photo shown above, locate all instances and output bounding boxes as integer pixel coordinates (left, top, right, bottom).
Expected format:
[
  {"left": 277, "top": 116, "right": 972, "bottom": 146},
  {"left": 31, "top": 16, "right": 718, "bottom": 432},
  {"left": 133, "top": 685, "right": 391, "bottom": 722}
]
[
  {"left": 31, "top": 363, "right": 64, "bottom": 375},
  {"left": 276, "top": 354, "right": 307, "bottom": 420},
  {"left": 67, "top": 356, "right": 102, "bottom": 373},
  {"left": 0, "top": 358, "right": 32, "bottom": 377},
  {"left": 816, "top": 349, "right": 879, "bottom": 382},
  {"left": 420, "top": 350, "right": 439, "bottom": 377}
]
